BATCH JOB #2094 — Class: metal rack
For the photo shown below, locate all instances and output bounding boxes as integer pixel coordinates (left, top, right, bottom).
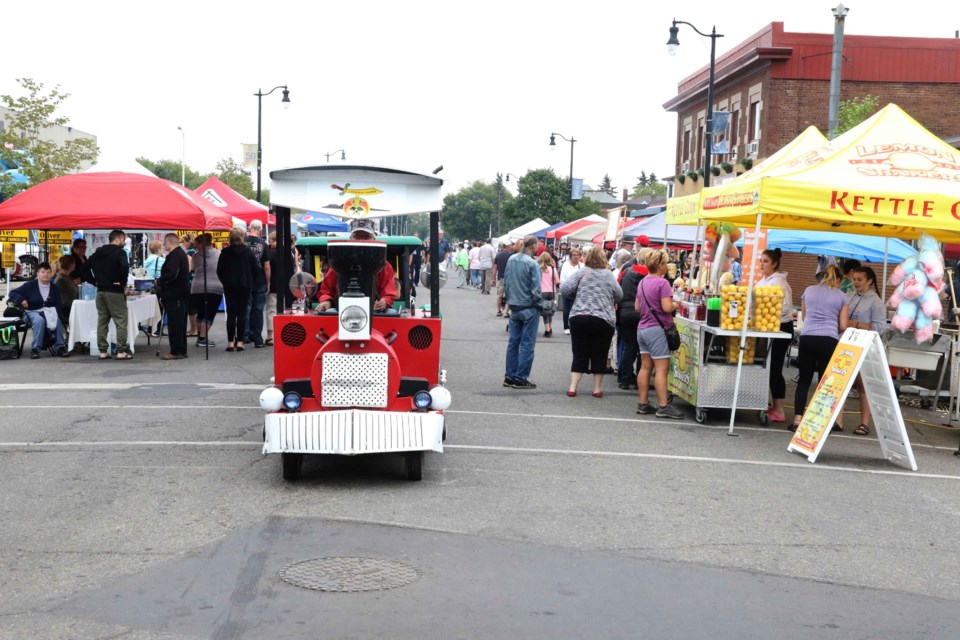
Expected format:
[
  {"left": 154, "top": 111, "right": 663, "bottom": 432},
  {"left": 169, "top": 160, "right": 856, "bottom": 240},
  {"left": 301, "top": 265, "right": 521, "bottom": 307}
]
[{"left": 670, "top": 317, "right": 792, "bottom": 424}]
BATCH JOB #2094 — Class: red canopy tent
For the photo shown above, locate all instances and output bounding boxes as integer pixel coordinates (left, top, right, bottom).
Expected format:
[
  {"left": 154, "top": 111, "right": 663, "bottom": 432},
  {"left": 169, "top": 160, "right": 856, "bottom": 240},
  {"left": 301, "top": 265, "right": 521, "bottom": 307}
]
[
  {"left": 546, "top": 216, "right": 605, "bottom": 241},
  {"left": 0, "top": 172, "right": 234, "bottom": 230},
  {"left": 194, "top": 176, "right": 275, "bottom": 226}
]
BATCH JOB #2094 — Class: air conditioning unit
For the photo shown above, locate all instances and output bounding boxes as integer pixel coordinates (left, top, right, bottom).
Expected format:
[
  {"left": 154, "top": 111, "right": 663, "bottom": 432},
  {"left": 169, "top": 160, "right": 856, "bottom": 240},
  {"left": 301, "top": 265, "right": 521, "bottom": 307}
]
[
  {"left": 746, "top": 141, "right": 759, "bottom": 156},
  {"left": 681, "top": 161, "right": 690, "bottom": 172}
]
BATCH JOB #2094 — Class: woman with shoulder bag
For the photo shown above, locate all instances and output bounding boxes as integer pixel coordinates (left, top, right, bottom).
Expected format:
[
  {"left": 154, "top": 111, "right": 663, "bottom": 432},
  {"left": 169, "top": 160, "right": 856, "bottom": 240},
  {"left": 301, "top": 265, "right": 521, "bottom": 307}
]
[
  {"left": 635, "top": 249, "right": 683, "bottom": 419},
  {"left": 560, "top": 246, "right": 623, "bottom": 398},
  {"left": 538, "top": 252, "right": 560, "bottom": 337}
]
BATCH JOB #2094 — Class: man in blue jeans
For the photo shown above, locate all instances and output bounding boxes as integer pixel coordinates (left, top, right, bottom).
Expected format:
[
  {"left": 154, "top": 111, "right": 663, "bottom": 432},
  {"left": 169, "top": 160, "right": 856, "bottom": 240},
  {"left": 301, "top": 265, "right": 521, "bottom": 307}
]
[
  {"left": 502, "top": 235, "right": 542, "bottom": 389},
  {"left": 243, "top": 220, "right": 270, "bottom": 348}
]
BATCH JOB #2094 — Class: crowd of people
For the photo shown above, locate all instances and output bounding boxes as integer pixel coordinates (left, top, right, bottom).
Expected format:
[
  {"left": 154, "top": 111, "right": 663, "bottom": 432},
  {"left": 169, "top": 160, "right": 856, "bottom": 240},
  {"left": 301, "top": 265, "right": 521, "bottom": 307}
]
[
  {"left": 4, "top": 220, "right": 295, "bottom": 361},
  {"left": 483, "top": 232, "right": 895, "bottom": 435}
]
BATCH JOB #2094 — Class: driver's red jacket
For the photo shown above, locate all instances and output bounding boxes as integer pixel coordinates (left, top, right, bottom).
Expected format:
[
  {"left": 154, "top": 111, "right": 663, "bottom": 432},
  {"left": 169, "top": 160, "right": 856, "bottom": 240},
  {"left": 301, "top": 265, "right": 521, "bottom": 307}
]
[{"left": 318, "top": 262, "right": 398, "bottom": 307}]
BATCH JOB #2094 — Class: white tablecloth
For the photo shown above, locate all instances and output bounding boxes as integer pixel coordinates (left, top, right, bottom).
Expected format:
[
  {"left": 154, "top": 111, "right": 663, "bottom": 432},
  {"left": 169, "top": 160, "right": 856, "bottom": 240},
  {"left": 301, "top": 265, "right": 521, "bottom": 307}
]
[{"left": 68, "top": 295, "right": 161, "bottom": 354}]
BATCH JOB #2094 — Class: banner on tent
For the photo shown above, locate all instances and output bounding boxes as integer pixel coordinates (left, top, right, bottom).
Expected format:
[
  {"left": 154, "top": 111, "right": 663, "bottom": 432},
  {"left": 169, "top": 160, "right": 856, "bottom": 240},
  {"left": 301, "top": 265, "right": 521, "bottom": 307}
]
[
  {"left": 740, "top": 228, "right": 767, "bottom": 286},
  {"left": 788, "top": 328, "right": 917, "bottom": 470},
  {"left": 177, "top": 230, "right": 230, "bottom": 243},
  {"left": 38, "top": 230, "right": 73, "bottom": 244},
  {"left": 1, "top": 243, "right": 14, "bottom": 268},
  {"left": 0, "top": 230, "right": 29, "bottom": 242}
]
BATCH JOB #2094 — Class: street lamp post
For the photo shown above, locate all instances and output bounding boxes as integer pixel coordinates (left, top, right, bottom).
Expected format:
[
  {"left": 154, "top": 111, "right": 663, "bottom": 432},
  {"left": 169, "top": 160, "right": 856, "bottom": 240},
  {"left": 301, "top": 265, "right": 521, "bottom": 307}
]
[
  {"left": 496, "top": 173, "right": 522, "bottom": 235},
  {"left": 667, "top": 19, "right": 723, "bottom": 188},
  {"left": 549, "top": 133, "right": 576, "bottom": 200},
  {"left": 324, "top": 149, "right": 346, "bottom": 162},
  {"left": 177, "top": 126, "right": 185, "bottom": 186},
  {"left": 255, "top": 85, "right": 291, "bottom": 203}
]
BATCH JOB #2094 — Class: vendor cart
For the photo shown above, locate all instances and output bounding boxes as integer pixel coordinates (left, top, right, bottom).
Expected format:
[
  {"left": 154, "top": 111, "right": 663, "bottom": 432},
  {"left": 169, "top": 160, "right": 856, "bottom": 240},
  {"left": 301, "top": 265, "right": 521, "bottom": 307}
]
[{"left": 669, "top": 316, "right": 792, "bottom": 424}]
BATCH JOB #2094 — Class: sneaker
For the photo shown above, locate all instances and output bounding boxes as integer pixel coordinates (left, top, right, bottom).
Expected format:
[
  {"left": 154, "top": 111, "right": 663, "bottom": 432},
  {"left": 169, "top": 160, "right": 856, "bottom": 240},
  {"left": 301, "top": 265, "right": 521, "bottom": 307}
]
[
  {"left": 57, "top": 347, "right": 70, "bottom": 358},
  {"left": 196, "top": 338, "right": 216, "bottom": 347},
  {"left": 30, "top": 349, "right": 40, "bottom": 359},
  {"left": 636, "top": 402, "right": 655, "bottom": 414},
  {"left": 563, "top": 329, "right": 570, "bottom": 335},
  {"left": 512, "top": 379, "right": 537, "bottom": 390},
  {"left": 503, "top": 377, "right": 518, "bottom": 388},
  {"left": 655, "top": 404, "right": 684, "bottom": 419}
]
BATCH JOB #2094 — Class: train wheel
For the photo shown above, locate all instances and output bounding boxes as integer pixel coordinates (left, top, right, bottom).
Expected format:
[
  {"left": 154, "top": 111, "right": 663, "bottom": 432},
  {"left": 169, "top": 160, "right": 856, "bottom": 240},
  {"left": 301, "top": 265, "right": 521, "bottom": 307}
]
[
  {"left": 281, "top": 453, "right": 303, "bottom": 481},
  {"left": 404, "top": 451, "right": 423, "bottom": 481}
]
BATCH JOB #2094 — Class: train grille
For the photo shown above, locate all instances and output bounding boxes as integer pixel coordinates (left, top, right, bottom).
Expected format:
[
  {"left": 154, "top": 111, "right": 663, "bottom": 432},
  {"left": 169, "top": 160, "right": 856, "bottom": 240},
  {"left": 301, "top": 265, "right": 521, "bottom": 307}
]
[{"left": 321, "top": 352, "right": 389, "bottom": 408}]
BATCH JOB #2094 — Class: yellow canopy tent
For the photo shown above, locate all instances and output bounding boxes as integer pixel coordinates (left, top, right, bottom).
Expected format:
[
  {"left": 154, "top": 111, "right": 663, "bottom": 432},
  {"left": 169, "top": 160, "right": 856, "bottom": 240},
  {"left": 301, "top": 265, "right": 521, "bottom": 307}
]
[
  {"left": 665, "top": 125, "right": 830, "bottom": 227},
  {"left": 698, "top": 104, "right": 960, "bottom": 243}
]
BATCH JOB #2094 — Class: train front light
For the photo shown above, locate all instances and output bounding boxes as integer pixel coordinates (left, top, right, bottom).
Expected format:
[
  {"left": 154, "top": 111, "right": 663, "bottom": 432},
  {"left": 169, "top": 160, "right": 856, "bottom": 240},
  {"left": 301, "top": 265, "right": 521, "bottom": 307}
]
[
  {"left": 412, "top": 390, "right": 433, "bottom": 411},
  {"left": 340, "top": 306, "right": 368, "bottom": 333},
  {"left": 282, "top": 391, "right": 303, "bottom": 412}
]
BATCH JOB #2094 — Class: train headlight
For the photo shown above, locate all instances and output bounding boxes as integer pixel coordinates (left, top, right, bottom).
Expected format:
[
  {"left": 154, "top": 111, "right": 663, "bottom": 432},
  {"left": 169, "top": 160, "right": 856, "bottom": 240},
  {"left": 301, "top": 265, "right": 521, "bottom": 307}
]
[
  {"left": 429, "top": 386, "right": 452, "bottom": 411},
  {"left": 260, "top": 387, "right": 284, "bottom": 412},
  {"left": 340, "top": 306, "right": 368, "bottom": 333},
  {"left": 412, "top": 390, "right": 433, "bottom": 411},
  {"left": 282, "top": 391, "right": 302, "bottom": 412}
]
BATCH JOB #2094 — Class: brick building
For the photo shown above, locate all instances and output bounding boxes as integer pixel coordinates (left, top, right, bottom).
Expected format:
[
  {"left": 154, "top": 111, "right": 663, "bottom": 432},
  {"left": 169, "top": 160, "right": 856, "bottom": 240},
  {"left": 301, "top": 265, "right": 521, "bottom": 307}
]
[{"left": 663, "top": 22, "right": 960, "bottom": 181}]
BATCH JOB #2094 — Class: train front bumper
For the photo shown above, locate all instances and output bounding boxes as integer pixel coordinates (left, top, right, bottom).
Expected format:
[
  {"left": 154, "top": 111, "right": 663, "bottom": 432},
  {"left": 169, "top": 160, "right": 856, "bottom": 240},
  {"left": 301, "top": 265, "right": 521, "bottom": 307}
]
[{"left": 263, "top": 409, "right": 444, "bottom": 455}]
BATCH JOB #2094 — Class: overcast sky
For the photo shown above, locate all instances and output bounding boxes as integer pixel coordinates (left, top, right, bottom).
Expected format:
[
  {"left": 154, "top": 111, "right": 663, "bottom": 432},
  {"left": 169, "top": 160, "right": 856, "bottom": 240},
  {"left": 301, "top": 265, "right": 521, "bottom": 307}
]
[{"left": 4, "top": 0, "right": 956, "bottom": 196}]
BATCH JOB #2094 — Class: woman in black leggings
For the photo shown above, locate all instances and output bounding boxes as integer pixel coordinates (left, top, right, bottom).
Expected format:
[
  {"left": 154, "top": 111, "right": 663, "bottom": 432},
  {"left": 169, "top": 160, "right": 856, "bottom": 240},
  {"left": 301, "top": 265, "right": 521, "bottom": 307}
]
[
  {"left": 755, "top": 248, "right": 794, "bottom": 423},
  {"left": 216, "top": 228, "right": 258, "bottom": 352},
  {"left": 793, "top": 264, "right": 849, "bottom": 430}
]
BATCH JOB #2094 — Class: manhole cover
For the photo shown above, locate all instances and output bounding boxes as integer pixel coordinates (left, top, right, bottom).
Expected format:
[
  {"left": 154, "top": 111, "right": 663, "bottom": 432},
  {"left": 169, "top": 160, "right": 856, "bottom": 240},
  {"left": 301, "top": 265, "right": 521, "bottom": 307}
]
[{"left": 279, "top": 557, "right": 420, "bottom": 592}]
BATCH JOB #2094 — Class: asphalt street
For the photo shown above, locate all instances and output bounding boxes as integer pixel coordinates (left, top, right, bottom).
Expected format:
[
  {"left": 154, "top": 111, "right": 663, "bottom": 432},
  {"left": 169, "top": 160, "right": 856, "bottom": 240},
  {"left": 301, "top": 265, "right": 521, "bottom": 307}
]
[{"left": 2, "top": 283, "right": 960, "bottom": 639}]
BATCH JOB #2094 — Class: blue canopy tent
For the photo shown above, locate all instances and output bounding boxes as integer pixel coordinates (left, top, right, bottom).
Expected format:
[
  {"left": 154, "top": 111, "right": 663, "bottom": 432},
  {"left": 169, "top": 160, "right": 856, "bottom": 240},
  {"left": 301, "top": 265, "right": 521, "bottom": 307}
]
[
  {"left": 737, "top": 229, "right": 915, "bottom": 263},
  {"left": 534, "top": 222, "right": 565, "bottom": 239},
  {"left": 298, "top": 211, "right": 349, "bottom": 233}
]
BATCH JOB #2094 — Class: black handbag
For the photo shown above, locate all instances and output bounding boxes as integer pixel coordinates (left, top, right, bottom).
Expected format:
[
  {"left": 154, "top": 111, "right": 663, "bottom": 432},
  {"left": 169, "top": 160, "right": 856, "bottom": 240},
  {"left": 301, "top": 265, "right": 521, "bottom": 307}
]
[
  {"left": 640, "top": 280, "right": 681, "bottom": 351},
  {"left": 3, "top": 300, "right": 23, "bottom": 319}
]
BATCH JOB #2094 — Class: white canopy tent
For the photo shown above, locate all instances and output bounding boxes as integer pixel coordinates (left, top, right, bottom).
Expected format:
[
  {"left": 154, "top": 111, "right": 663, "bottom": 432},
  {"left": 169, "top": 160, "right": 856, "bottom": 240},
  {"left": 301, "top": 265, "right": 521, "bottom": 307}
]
[
  {"left": 496, "top": 217, "right": 550, "bottom": 245},
  {"left": 82, "top": 157, "right": 156, "bottom": 177}
]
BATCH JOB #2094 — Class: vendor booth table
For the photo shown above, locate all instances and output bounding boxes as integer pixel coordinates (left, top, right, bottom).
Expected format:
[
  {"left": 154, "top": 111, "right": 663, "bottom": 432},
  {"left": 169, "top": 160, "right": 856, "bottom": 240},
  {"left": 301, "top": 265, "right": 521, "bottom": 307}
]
[
  {"left": 670, "top": 316, "right": 792, "bottom": 424},
  {"left": 68, "top": 294, "right": 161, "bottom": 355}
]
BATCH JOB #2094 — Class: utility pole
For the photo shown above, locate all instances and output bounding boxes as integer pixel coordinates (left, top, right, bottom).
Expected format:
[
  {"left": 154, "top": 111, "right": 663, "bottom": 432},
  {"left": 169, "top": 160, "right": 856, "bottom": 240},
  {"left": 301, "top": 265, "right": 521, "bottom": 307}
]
[{"left": 828, "top": 4, "right": 849, "bottom": 139}]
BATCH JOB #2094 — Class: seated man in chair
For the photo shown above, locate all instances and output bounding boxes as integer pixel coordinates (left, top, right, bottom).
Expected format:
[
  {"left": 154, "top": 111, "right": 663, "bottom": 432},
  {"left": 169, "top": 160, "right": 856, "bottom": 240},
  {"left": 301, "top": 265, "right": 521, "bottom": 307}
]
[
  {"left": 8, "top": 262, "right": 70, "bottom": 359},
  {"left": 315, "top": 224, "right": 398, "bottom": 313}
]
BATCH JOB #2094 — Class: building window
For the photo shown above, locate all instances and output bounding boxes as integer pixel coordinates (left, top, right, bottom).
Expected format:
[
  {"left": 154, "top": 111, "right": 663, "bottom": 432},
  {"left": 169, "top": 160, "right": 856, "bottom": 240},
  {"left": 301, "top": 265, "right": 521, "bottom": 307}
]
[
  {"left": 749, "top": 100, "right": 761, "bottom": 142},
  {"left": 697, "top": 123, "right": 705, "bottom": 168},
  {"left": 681, "top": 129, "right": 691, "bottom": 166},
  {"left": 730, "top": 110, "right": 739, "bottom": 158}
]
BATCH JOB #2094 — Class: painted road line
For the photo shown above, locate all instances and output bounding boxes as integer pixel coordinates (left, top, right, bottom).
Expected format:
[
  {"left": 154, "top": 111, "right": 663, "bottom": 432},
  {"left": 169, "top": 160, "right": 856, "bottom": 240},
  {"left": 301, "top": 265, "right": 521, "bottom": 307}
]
[
  {"left": 0, "top": 383, "right": 266, "bottom": 391},
  {"left": 444, "top": 444, "right": 960, "bottom": 481},
  {"left": 0, "top": 405, "right": 955, "bottom": 452},
  {"left": 0, "top": 440, "right": 958, "bottom": 481}
]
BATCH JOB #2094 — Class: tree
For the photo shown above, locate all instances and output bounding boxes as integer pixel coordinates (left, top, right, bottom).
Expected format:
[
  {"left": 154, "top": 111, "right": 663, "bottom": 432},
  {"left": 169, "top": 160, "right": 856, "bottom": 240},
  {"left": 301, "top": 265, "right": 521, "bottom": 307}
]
[
  {"left": 832, "top": 95, "right": 880, "bottom": 137},
  {"left": 509, "top": 168, "right": 601, "bottom": 226},
  {"left": 0, "top": 78, "right": 100, "bottom": 200},
  {"left": 599, "top": 173, "right": 616, "bottom": 197},
  {"left": 511, "top": 168, "right": 568, "bottom": 226},
  {"left": 216, "top": 156, "right": 254, "bottom": 198},
  {"left": 136, "top": 157, "right": 208, "bottom": 189},
  {"left": 440, "top": 180, "right": 504, "bottom": 240},
  {"left": 631, "top": 170, "right": 666, "bottom": 198}
]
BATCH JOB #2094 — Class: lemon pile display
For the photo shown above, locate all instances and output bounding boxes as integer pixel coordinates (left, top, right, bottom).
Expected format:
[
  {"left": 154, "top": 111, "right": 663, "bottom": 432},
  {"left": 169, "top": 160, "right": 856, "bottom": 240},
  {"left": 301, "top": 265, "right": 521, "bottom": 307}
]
[
  {"left": 720, "top": 285, "right": 749, "bottom": 330},
  {"left": 720, "top": 285, "right": 784, "bottom": 332},
  {"left": 752, "top": 286, "right": 785, "bottom": 333},
  {"left": 726, "top": 337, "right": 757, "bottom": 363}
]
